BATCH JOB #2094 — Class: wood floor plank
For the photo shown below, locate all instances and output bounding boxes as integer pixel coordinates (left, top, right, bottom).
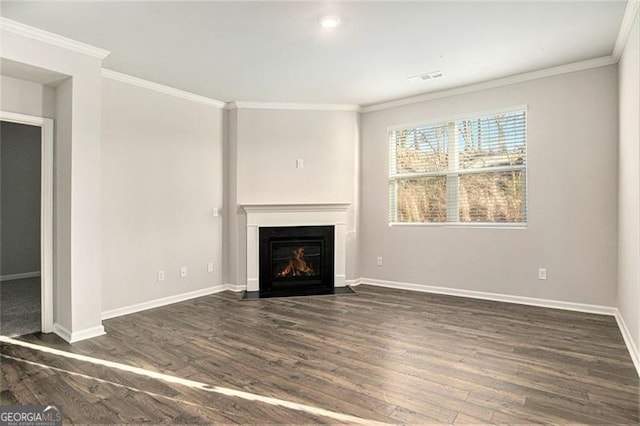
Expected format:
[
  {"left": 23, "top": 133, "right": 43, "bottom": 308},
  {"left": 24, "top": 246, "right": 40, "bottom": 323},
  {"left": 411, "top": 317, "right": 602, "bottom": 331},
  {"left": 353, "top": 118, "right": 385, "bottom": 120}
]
[
  {"left": 390, "top": 404, "right": 451, "bottom": 424},
  {"left": 454, "top": 411, "right": 496, "bottom": 424}
]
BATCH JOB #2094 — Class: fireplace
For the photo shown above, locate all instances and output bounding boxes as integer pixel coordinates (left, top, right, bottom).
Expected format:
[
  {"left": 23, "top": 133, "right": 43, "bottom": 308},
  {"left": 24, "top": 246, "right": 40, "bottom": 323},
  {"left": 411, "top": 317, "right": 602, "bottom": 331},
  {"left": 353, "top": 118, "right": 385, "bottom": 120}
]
[
  {"left": 242, "top": 203, "right": 350, "bottom": 295},
  {"left": 259, "top": 226, "right": 334, "bottom": 297}
]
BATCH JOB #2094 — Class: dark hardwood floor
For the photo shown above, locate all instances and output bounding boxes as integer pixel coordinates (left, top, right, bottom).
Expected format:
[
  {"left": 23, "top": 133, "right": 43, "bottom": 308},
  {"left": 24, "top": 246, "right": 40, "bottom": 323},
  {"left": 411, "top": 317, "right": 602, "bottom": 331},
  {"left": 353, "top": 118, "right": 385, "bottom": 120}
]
[{"left": 1, "top": 285, "right": 638, "bottom": 424}]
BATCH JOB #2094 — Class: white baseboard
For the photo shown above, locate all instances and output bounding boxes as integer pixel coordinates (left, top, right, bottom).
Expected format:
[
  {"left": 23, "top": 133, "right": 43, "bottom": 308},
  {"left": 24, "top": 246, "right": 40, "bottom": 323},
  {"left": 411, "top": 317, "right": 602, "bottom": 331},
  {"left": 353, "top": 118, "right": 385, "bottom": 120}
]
[
  {"left": 224, "top": 283, "right": 246, "bottom": 292},
  {"left": 101, "top": 284, "right": 228, "bottom": 320},
  {"left": 52, "top": 323, "right": 71, "bottom": 341},
  {"left": 0, "top": 271, "right": 41, "bottom": 281},
  {"left": 361, "top": 277, "right": 639, "bottom": 375},
  {"left": 69, "top": 325, "right": 106, "bottom": 343},
  {"left": 361, "top": 278, "right": 618, "bottom": 316},
  {"left": 57, "top": 276, "right": 639, "bottom": 377},
  {"left": 52, "top": 323, "right": 105, "bottom": 343},
  {"left": 614, "top": 309, "right": 640, "bottom": 376}
]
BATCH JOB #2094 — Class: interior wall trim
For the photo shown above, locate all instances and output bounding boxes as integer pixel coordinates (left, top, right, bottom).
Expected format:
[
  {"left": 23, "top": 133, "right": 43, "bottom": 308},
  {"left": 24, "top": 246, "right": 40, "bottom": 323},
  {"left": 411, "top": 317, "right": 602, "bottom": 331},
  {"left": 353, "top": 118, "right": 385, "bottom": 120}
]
[
  {"left": 613, "top": 0, "right": 640, "bottom": 60},
  {"left": 52, "top": 323, "right": 72, "bottom": 342},
  {"left": 52, "top": 323, "right": 105, "bottom": 343},
  {"left": 101, "top": 69, "right": 226, "bottom": 108},
  {"left": 1, "top": 111, "right": 54, "bottom": 334},
  {"left": 359, "top": 278, "right": 618, "bottom": 316},
  {"left": 101, "top": 284, "right": 228, "bottom": 320},
  {"left": 0, "top": 17, "right": 110, "bottom": 59},
  {"left": 225, "top": 283, "right": 247, "bottom": 292},
  {"left": 225, "top": 101, "right": 361, "bottom": 112},
  {"left": 97, "top": 276, "right": 638, "bottom": 377},
  {"left": 356, "top": 278, "right": 638, "bottom": 376},
  {"left": 69, "top": 326, "right": 106, "bottom": 343},
  {"left": 361, "top": 56, "right": 617, "bottom": 113},
  {"left": 0, "top": 271, "right": 41, "bottom": 281},
  {"left": 615, "top": 309, "right": 640, "bottom": 376}
]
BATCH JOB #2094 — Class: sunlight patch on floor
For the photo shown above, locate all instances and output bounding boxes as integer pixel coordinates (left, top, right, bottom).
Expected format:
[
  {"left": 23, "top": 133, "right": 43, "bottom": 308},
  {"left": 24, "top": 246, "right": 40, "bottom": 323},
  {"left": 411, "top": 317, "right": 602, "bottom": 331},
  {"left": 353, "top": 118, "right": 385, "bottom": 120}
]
[{"left": 0, "top": 335, "right": 388, "bottom": 425}]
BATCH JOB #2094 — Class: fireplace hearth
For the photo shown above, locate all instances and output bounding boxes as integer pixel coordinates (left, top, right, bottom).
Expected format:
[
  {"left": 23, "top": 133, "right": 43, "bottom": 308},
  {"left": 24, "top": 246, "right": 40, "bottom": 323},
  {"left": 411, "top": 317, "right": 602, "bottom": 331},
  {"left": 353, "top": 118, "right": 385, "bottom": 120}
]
[{"left": 258, "top": 226, "right": 334, "bottom": 297}]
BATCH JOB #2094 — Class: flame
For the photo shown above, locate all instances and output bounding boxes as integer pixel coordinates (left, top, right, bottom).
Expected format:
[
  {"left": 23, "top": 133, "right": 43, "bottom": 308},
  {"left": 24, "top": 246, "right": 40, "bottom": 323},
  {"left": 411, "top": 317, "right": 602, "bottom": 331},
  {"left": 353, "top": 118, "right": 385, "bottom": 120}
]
[{"left": 276, "top": 246, "right": 315, "bottom": 278}]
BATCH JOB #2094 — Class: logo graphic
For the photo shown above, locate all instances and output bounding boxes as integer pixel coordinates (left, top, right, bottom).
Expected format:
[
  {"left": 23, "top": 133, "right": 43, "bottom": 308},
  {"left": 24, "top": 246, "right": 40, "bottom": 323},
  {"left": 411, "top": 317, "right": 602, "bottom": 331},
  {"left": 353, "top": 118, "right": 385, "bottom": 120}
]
[{"left": 0, "top": 405, "right": 63, "bottom": 426}]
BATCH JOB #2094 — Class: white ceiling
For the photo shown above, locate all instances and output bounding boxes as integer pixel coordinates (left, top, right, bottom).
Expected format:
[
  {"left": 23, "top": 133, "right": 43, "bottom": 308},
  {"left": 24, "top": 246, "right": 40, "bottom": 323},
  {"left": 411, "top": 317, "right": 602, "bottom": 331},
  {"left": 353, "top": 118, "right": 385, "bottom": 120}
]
[{"left": 0, "top": 1, "right": 628, "bottom": 106}]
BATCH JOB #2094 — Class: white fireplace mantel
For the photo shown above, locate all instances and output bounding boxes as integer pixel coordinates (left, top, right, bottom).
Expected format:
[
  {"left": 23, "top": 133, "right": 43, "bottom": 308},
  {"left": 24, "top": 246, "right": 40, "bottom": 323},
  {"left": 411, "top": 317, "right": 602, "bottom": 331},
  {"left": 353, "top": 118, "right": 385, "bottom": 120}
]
[{"left": 242, "top": 202, "right": 351, "bottom": 292}]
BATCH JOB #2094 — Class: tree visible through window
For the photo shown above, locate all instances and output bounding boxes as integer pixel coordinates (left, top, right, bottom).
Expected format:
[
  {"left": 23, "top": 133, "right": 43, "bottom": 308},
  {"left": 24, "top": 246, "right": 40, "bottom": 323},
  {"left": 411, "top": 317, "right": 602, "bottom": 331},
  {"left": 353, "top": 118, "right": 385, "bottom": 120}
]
[{"left": 389, "top": 109, "right": 527, "bottom": 224}]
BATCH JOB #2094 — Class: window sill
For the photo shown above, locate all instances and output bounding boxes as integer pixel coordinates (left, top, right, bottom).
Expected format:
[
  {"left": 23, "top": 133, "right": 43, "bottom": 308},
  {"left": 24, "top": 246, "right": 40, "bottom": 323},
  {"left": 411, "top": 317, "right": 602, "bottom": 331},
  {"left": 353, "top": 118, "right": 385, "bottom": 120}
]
[{"left": 388, "top": 222, "right": 527, "bottom": 230}]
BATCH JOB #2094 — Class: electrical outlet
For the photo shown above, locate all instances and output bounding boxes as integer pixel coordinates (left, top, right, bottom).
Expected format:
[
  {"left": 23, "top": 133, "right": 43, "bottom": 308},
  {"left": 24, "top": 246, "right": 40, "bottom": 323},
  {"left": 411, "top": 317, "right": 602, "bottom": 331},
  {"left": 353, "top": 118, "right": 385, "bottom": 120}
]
[
  {"left": 538, "top": 268, "right": 547, "bottom": 280},
  {"left": 180, "top": 266, "right": 187, "bottom": 278},
  {"left": 207, "top": 262, "right": 214, "bottom": 273},
  {"left": 157, "top": 270, "right": 165, "bottom": 282},
  {"left": 376, "top": 256, "right": 383, "bottom": 266}
]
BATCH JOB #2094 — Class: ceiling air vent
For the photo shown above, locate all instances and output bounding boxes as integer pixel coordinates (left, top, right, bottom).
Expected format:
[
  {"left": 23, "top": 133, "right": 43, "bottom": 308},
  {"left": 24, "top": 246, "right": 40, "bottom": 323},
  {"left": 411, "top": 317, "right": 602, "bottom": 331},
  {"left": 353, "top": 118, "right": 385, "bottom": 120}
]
[{"left": 407, "top": 70, "right": 443, "bottom": 81}]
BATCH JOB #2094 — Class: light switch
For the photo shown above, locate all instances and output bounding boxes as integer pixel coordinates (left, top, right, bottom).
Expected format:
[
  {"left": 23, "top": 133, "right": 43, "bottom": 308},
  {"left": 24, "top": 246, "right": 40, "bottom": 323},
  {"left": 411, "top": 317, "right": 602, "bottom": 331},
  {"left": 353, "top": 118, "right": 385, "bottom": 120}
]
[{"left": 296, "top": 158, "right": 304, "bottom": 169}]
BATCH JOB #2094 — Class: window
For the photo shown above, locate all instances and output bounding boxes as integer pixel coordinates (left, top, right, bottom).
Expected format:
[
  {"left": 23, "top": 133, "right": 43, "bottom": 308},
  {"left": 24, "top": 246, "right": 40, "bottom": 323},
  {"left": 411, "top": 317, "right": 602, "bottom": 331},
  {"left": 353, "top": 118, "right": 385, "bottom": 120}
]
[{"left": 389, "top": 108, "right": 527, "bottom": 225}]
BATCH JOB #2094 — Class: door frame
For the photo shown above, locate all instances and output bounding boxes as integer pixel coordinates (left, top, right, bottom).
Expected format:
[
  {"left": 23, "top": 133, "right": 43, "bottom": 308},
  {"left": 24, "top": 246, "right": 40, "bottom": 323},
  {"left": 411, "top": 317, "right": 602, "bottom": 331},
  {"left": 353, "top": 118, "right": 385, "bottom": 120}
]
[{"left": 1, "top": 111, "right": 54, "bottom": 333}]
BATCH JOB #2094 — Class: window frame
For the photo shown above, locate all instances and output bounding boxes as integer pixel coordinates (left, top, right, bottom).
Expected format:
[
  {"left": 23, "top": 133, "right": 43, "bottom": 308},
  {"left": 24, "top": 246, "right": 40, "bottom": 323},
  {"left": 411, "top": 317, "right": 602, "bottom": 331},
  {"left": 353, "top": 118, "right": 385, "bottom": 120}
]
[{"left": 388, "top": 105, "right": 528, "bottom": 228}]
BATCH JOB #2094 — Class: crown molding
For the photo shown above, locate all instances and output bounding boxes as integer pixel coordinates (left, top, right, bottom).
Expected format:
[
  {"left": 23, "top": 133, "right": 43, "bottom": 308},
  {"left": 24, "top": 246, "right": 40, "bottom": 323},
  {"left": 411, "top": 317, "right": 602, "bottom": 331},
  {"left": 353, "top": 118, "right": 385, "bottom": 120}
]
[
  {"left": 361, "top": 55, "right": 617, "bottom": 113},
  {"left": 0, "top": 17, "right": 110, "bottom": 59},
  {"left": 101, "top": 69, "right": 226, "bottom": 108},
  {"left": 613, "top": 0, "right": 640, "bottom": 60},
  {"left": 225, "top": 101, "right": 361, "bottom": 112}
]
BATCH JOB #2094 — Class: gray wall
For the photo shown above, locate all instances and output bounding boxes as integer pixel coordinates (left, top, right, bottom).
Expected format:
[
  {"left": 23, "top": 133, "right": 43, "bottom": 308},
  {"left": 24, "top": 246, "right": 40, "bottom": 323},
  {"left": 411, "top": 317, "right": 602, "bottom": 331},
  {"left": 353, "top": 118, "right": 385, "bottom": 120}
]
[
  {"left": 101, "top": 77, "right": 224, "bottom": 313},
  {"left": 225, "top": 107, "right": 360, "bottom": 287},
  {"left": 360, "top": 65, "right": 619, "bottom": 307},
  {"left": 618, "top": 10, "right": 639, "bottom": 357},
  {"left": 0, "top": 75, "right": 56, "bottom": 119},
  {"left": 0, "top": 121, "right": 41, "bottom": 276},
  {"left": 223, "top": 108, "right": 242, "bottom": 287}
]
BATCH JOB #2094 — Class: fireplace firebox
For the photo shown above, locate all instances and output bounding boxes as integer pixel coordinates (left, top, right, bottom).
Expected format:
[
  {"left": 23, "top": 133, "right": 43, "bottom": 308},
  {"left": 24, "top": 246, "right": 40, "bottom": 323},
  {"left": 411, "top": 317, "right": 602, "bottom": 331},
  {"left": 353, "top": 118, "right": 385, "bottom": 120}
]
[{"left": 259, "top": 225, "right": 334, "bottom": 297}]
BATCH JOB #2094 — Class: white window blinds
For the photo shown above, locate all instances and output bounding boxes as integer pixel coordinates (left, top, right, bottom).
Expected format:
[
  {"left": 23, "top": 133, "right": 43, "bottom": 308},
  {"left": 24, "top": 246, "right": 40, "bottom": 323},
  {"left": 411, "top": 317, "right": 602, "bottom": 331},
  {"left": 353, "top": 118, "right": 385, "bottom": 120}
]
[{"left": 389, "top": 109, "right": 527, "bottom": 224}]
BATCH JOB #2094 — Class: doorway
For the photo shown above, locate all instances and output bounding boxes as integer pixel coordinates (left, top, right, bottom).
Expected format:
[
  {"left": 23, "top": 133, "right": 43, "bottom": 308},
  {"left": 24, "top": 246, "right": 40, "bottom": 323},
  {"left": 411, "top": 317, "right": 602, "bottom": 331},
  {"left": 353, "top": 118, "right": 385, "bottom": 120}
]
[{"left": 0, "top": 112, "right": 53, "bottom": 336}]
